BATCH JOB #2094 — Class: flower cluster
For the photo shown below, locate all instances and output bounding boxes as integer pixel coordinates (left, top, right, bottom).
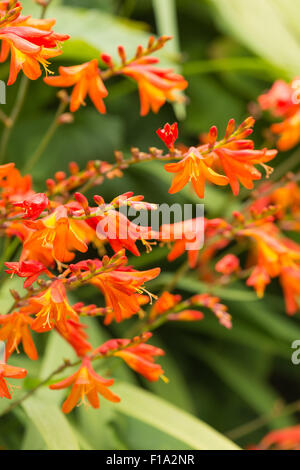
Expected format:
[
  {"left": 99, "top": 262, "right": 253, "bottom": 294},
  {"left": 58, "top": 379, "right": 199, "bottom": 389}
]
[
  {"left": 1, "top": 2, "right": 300, "bottom": 446},
  {"left": 258, "top": 77, "right": 300, "bottom": 151}
]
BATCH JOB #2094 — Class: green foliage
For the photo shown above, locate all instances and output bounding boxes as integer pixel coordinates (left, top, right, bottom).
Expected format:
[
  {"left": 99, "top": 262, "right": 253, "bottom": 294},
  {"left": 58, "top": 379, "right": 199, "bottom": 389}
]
[{"left": 1, "top": 0, "right": 300, "bottom": 451}]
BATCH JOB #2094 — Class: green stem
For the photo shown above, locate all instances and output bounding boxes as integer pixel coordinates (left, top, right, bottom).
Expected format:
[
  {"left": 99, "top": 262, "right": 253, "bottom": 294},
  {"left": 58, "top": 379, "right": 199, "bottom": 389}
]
[
  {"left": 226, "top": 400, "right": 300, "bottom": 441},
  {"left": 23, "top": 100, "right": 67, "bottom": 173},
  {"left": 0, "top": 75, "right": 29, "bottom": 164}
]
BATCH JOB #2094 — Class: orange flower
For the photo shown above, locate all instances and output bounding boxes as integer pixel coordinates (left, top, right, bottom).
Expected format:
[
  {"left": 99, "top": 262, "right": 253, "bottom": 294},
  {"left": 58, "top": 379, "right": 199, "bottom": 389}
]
[
  {"left": 258, "top": 425, "right": 300, "bottom": 450},
  {"left": 164, "top": 118, "right": 277, "bottom": 198},
  {"left": 214, "top": 146, "right": 277, "bottom": 196},
  {"left": 0, "top": 310, "right": 37, "bottom": 360},
  {"left": 5, "top": 260, "right": 51, "bottom": 287},
  {"left": 90, "top": 263, "right": 161, "bottom": 324},
  {"left": 28, "top": 280, "right": 78, "bottom": 332},
  {"left": 152, "top": 291, "right": 182, "bottom": 315},
  {"left": 165, "top": 147, "right": 228, "bottom": 199},
  {"left": 122, "top": 57, "right": 187, "bottom": 116},
  {"left": 246, "top": 265, "right": 271, "bottom": 298},
  {"left": 90, "top": 209, "right": 157, "bottom": 257},
  {"left": 241, "top": 225, "right": 300, "bottom": 279},
  {"left": 215, "top": 254, "right": 240, "bottom": 275},
  {"left": 0, "top": 162, "right": 14, "bottom": 179},
  {"left": 0, "top": 166, "right": 32, "bottom": 204},
  {"left": 258, "top": 79, "right": 296, "bottom": 117},
  {"left": 160, "top": 217, "right": 226, "bottom": 268},
  {"left": 44, "top": 59, "right": 108, "bottom": 113},
  {"left": 21, "top": 205, "right": 92, "bottom": 264},
  {"left": 98, "top": 333, "right": 165, "bottom": 382},
  {"left": 55, "top": 319, "right": 92, "bottom": 358},
  {"left": 258, "top": 78, "right": 300, "bottom": 151},
  {"left": 0, "top": 362, "right": 26, "bottom": 399},
  {"left": 49, "top": 357, "right": 120, "bottom": 413},
  {"left": 150, "top": 291, "right": 204, "bottom": 323},
  {"left": 240, "top": 223, "right": 300, "bottom": 307},
  {"left": 168, "top": 310, "right": 204, "bottom": 322},
  {"left": 280, "top": 266, "right": 300, "bottom": 315},
  {"left": 271, "top": 109, "right": 300, "bottom": 151},
  {"left": 0, "top": 19, "right": 69, "bottom": 85}
]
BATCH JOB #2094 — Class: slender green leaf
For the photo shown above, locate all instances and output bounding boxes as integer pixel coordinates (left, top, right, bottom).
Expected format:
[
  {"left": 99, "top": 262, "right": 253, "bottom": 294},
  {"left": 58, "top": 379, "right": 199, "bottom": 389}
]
[{"left": 113, "top": 382, "right": 240, "bottom": 450}]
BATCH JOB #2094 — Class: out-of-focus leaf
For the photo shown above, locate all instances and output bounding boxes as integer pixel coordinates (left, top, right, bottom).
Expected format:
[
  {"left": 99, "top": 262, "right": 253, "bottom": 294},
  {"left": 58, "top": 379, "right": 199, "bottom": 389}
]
[
  {"left": 175, "top": 315, "right": 289, "bottom": 358},
  {"left": 11, "top": 111, "right": 124, "bottom": 180},
  {"left": 152, "top": 0, "right": 186, "bottom": 119},
  {"left": 208, "top": 0, "right": 300, "bottom": 78},
  {"left": 43, "top": 3, "right": 150, "bottom": 61},
  {"left": 22, "top": 395, "right": 80, "bottom": 450},
  {"left": 183, "top": 57, "right": 287, "bottom": 79},
  {"left": 113, "top": 382, "right": 240, "bottom": 449},
  {"left": 153, "top": 274, "right": 259, "bottom": 301},
  {"left": 186, "top": 341, "right": 294, "bottom": 428},
  {"left": 231, "top": 297, "right": 300, "bottom": 345}
]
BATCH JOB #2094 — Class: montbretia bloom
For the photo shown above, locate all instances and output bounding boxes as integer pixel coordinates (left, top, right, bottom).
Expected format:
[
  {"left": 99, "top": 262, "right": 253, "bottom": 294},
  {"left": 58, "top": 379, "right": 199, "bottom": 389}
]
[
  {"left": 246, "top": 265, "right": 271, "bottom": 299},
  {"left": 0, "top": 310, "right": 37, "bottom": 360},
  {"left": 152, "top": 291, "right": 182, "bottom": 316},
  {"left": 164, "top": 118, "right": 277, "bottom": 198},
  {"left": 160, "top": 217, "right": 226, "bottom": 268},
  {"left": 4, "top": 260, "right": 51, "bottom": 287},
  {"left": 121, "top": 57, "right": 187, "bottom": 116},
  {"left": 44, "top": 59, "right": 108, "bottom": 113},
  {"left": 89, "top": 209, "right": 158, "bottom": 257},
  {"left": 55, "top": 319, "right": 92, "bottom": 358},
  {"left": 215, "top": 254, "right": 240, "bottom": 275},
  {"left": 0, "top": 166, "right": 32, "bottom": 203},
  {"left": 49, "top": 357, "right": 120, "bottom": 413},
  {"left": 22, "top": 205, "right": 92, "bottom": 264},
  {"left": 98, "top": 334, "right": 166, "bottom": 382},
  {"left": 270, "top": 110, "right": 300, "bottom": 151},
  {"left": 280, "top": 266, "right": 300, "bottom": 315},
  {"left": 28, "top": 280, "right": 78, "bottom": 332},
  {"left": 0, "top": 21, "right": 69, "bottom": 85},
  {"left": 88, "top": 261, "right": 160, "bottom": 324},
  {"left": 0, "top": 362, "right": 27, "bottom": 399},
  {"left": 256, "top": 425, "right": 300, "bottom": 450},
  {"left": 12, "top": 192, "right": 49, "bottom": 220},
  {"left": 214, "top": 146, "right": 277, "bottom": 196},
  {"left": 0, "top": 162, "right": 14, "bottom": 179},
  {"left": 258, "top": 78, "right": 300, "bottom": 151},
  {"left": 258, "top": 79, "right": 297, "bottom": 117},
  {"left": 165, "top": 147, "right": 228, "bottom": 199}
]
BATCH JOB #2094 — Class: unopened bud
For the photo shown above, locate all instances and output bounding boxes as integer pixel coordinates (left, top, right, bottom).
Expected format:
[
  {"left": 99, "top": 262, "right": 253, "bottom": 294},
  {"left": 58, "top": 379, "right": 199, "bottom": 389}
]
[
  {"left": 101, "top": 53, "right": 114, "bottom": 68},
  {"left": 208, "top": 125, "right": 218, "bottom": 146},
  {"left": 57, "top": 90, "right": 69, "bottom": 104},
  {"left": 225, "top": 119, "right": 235, "bottom": 138},
  {"left": 55, "top": 171, "right": 66, "bottom": 182},
  {"left": 114, "top": 150, "right": 124, "bottom": 164},
  {"left": 117, "top": 46, "right": 126, "bottom": 64},
  {"left": 74, "top": 192, "right": 90, "bottom": 214},
  {"left": 135, "top": 44, "right": 143, "bottom": 58},
  {"left": 58, "top": 113, "right": 74, "bottom": 125},
  {"left": 69, "top": 161, "right": 79, "bottom": 175},
  {"left": 147, "top": 36, "right": 155, "bottom": 49},
  {"left": 93, "top": 195, "right": 105, "bottom": 206},
  {"left": 10, "top": 289, "right": 20, "bottom": 300},
  {"left": 46, "top": 178, "right": 56, "bottom": 192}
]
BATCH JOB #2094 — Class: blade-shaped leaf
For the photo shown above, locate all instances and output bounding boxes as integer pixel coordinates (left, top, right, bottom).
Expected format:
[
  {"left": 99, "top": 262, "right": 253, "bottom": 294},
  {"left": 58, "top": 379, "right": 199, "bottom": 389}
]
[{"left": 113, "top": 382, "right": 240, "bottom": 450}]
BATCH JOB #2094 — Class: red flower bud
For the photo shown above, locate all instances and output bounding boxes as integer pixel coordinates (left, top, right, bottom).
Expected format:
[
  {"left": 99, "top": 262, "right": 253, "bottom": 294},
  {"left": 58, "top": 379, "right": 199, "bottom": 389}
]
[{"left": 156, "top": 122, "right": 178, "bottom": 149}]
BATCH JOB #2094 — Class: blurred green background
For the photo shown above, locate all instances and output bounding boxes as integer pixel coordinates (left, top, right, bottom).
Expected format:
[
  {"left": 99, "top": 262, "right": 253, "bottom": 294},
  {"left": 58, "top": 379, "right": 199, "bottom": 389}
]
[{"left": 1, "top": 0, "right": 300, "bottom": 450}]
